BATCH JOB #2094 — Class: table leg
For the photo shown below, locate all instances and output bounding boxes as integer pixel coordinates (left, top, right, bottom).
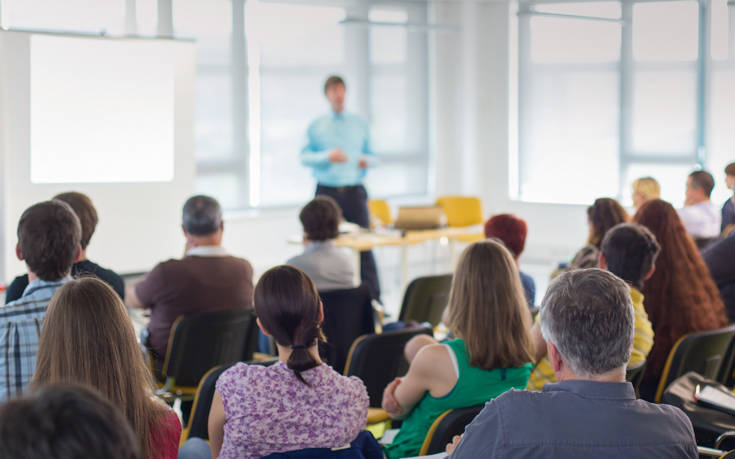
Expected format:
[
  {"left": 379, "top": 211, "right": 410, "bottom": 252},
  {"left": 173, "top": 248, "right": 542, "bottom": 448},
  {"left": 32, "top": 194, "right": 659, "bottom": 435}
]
[
  {"left": 353, "top": 249, "right": 362, "bottom": 287},
  {"left": 401, "top": 245, "right": 409, "bottom": 293}
]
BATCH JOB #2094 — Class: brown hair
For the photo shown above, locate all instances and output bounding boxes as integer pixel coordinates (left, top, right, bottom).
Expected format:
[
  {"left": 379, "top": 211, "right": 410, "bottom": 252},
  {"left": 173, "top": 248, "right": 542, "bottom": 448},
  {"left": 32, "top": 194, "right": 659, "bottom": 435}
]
[
  {"left": 689, "top": 170, "right": 715, "bottom": 197},
  {"left": 54, "top": 192, "right": 99, "bottom": 250},
  {"left": 324, "top": 75, "right": 345, "bottom": 94},
  {"left": 300, "top": 196, "right": 342, "bottom": 241},
  {"left": 725, "top": 162, "right": 735, "bottom": 177},
  {"left": 18, "top": 200, "right": 81, "bottom": 281},
  {"left": 633, "top": 199, "right": 728, "bottom": 382},
  {"left": 255, "top": 266, "right": 326, "bottom": 384},
  {"left": 33, "top": 278, "right": 173, "bottom": 459},
  {"left": 446, "top": 240, "right": 533, "bottom": 370},
  {"left": 586, "top": 198, "right": 629, "bottom": 248}
]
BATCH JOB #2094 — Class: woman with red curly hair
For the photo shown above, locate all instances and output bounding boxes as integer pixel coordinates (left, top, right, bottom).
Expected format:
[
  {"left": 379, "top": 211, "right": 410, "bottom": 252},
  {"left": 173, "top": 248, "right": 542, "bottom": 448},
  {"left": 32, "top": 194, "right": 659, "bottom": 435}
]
[
  {"left": 484, "top": 214, "right": 535, "bottom": 307},
  {"left": 633, "top": 199, "right": 728, "bottom": 399}
]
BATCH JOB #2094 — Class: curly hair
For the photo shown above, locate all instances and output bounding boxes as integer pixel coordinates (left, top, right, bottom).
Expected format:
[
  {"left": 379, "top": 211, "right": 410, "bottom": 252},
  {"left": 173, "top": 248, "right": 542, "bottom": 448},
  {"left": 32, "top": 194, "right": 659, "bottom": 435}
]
[
  {"left": 587, "top": 198, "right": 629, "bottom": 248},
  {"left": 633, "top": 199, "right": 727, "bottom": 386}
]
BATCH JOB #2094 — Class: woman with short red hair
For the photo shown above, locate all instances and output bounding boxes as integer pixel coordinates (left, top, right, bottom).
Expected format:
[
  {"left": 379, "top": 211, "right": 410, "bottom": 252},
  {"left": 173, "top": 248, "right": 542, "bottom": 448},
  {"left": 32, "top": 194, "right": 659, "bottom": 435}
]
[{"left": 484, "top": 214, "right": 535, "bottom": 307}]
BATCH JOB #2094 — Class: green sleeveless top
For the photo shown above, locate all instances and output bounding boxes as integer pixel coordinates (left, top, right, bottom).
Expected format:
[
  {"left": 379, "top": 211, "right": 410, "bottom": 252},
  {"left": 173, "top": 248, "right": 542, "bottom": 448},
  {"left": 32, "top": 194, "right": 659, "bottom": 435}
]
[{"left": 383, "top": 339, "right": 532, "bottom": 459}]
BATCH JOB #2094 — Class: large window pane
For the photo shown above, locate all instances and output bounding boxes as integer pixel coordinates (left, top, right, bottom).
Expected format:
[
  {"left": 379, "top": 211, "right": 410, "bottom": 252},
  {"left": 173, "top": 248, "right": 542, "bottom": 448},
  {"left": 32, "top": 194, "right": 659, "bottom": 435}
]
[
  {"left": 195, "top": 172, "right": 242, "bottom": 211},
  {"left": 364, "top": 161, "right": 428, "bottom": 197},
  {"left": 633, "top": 2, "right": 699, "bottom": 62},
  {"left": 194, "top": 73, "right": 232, "bottom": 162},
  {"left": 711, "top": 0, "right": 730, "bottom": 60},
  {"left": 521, "top": 70, "right": 619, "bottom": 204},
  {"left": 631, "top": 70, "right": 697, "bottom": 153},
  {"left": 174, "top": 0, "right": 231, "bottom": 66},
  {"left": 530, "top": 16, "right": 620, "bottom": 63},
  {"left": 370, "top": 73, "right": 408, "bottom": 154},
  {"left": 369, "top": 9, "right": 408, "bottom": 65},
  {"left": 708, "top": 68, "right": 735, "bottom": 205}
]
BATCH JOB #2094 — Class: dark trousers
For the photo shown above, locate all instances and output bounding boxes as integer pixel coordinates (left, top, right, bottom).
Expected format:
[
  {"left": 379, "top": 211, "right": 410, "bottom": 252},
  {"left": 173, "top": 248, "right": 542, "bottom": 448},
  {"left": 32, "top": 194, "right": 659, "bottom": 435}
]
[{"left": 316, "top": 184, "right": 381, "bottom": 302}]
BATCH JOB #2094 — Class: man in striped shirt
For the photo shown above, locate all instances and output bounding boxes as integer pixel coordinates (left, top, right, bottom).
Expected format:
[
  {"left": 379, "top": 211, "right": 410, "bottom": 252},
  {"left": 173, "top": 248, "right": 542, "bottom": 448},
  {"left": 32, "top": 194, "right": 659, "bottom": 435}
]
[
  {"left": 528, "top": 223, "right": 659, "bottom": 391},
  {"left": 0, "top": 200, "right": 81, "bottom": 402}
]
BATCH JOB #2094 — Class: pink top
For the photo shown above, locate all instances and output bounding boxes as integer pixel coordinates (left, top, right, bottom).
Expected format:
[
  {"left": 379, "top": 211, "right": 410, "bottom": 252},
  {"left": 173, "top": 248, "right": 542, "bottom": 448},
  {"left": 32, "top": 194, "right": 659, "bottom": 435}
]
[
  {"left": 216, "top": 362, "right": 368, "bottom": 459},
  {"left": 151, "top": 408, "right": 182, "bottom": 459}
]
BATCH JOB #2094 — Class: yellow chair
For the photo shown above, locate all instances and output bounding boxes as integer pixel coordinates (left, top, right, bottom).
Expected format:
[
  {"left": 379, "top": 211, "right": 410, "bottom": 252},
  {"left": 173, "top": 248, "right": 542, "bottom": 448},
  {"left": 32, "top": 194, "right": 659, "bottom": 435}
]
[
  {"left": 418, "top": 404, "right": 485, "bottom": 455},
  {"left": 435, "top": 196, "right": 484, "bottom": 242},
  {"left": 368, "top": 199, "right": 393, "bottom": 227}
]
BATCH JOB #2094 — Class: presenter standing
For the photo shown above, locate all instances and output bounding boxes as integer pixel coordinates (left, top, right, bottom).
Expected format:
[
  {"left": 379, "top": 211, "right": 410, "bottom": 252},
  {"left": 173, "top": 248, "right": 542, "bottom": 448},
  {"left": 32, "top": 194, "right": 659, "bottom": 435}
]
[{"left": 301, "top": 75, "right": 381, "bottom": 302}]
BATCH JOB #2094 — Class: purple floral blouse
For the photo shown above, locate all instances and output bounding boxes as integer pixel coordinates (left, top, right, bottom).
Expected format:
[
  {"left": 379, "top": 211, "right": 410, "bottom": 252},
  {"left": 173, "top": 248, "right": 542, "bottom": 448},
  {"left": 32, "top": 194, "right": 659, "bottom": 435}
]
[{"left": 216, "top": 362, "right": 369, "bottom": 459}]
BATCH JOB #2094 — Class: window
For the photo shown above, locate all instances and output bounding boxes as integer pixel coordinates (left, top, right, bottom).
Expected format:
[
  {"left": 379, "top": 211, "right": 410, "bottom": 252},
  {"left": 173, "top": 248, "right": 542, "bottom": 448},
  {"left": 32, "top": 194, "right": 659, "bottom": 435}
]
[{"left": 515, "top": 0, "right": 733, "bottom": 208}]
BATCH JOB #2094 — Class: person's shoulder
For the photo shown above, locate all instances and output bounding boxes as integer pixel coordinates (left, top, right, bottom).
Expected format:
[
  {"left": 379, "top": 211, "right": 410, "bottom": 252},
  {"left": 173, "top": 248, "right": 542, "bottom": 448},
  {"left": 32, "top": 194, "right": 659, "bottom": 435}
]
[
  {"left": 216, "top": 362, "right": 268, "bottom": 396},
  {"left": 412, "top": 342, "right": 454, "bottom": 377},
  {"left": 226, "top": 255, "right": 254, "bottom": 271}
]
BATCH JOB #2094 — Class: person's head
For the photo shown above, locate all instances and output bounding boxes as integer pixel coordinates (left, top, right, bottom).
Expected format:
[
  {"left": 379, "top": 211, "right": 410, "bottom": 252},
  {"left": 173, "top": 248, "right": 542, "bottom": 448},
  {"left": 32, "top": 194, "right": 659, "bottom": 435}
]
[
  {"left": 631, "top": 177, "right": 661, "bottom": 209},
  {"left": 324, "top": 75, "right": 346, "bottom": 114},
  {"left": 586, "top": 198, "right": 629, "bottom": 248},
  {"left": 540, "top": 268, "right": 633, "bottom": 380},
  {"left": 254, "top": 265, "right": 325, "bottom": 384},
  {"left": 299, "top": 196, "right": 342, "bottom": 242},
  {"left": 16, "top": 200, "right": 81, "bottom": 281},
  {"left": 445, "top": 240, "right": 533, "bottom": 370},
  {"left": 483, "top": 214, "right": 527, "bottom": 260},
  {"left": 34, "top": 277, "right": 165, "bottom": 459},
  {"left": 686, "top": 170, "right": 715, "bottom": 205},
  {"left": 599, "top": 223, "right": 660, "bottom": 291},
  {"left": 724, "top": 163, "right": 735, "bottom": 190},
  {"left": 181, "top": 195, "right": 223, "bottom": 244},
  {"left": 53, "top": 192, "right": 98, "bottom": 251},
  {"left": 0, "top": 383, "right": 141, "bottom": 459}
]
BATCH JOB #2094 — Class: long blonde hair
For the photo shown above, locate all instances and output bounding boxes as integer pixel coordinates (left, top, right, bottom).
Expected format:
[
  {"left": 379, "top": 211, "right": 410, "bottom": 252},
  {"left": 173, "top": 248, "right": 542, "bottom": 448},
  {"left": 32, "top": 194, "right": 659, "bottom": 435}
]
[
  {"left": 34, "top": 277, "right": 171, "bottom": 459},
  {"left": 446, "top": 240, "right": 533, "bottom": 369}
]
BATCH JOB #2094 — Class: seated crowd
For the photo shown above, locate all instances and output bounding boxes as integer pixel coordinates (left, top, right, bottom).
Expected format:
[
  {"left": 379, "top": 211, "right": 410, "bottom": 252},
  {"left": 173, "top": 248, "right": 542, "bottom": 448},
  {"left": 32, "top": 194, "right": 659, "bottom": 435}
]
[{"left": 1, "top": 165, "right": 735, "bottom": 458}]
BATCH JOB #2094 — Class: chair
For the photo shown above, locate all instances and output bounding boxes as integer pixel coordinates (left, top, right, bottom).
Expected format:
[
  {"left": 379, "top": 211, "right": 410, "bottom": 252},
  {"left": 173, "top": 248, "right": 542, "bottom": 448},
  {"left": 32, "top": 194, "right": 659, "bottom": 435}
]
[
  {"left": 343, "top": 325, "right": 433, "bottom": 423},
  {"left": 418, "top": 404, "right": 485, "bottom": 455},
  {"left": 717, "top": 334, "right": 735, "bottom": 387},
  {"left": 319, "top": 286, "right": 376, "bottom": 374},
  {"left": 398, "top": 274, "right": 453, "bottom": 327},
  {"left": 435, "top": 196, "right": 484, "bottom": 243},
  {"left": 262, "top": 431, "right": 383, "bottom": 459},
  {"left": 625, "top": 360, "right": 647, "bottom": 398},
  {"left": 368, "top": 199, "right": 393, "bottom": 227},
  {"left": 180, "top": 364, "right": 232, "bottom": 444},
  {"left": 156, "top": 309, "right": 259, "bottom": 399},
  {"left": 654, "top": 325, "right": 735, "bottom": 402}
]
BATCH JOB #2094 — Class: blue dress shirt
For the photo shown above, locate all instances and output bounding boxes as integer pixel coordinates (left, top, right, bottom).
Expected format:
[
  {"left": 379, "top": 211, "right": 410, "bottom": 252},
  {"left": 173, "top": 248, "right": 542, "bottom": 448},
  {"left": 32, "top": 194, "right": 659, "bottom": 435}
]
[{"left": 301, "top": 112, "right": 377, "bottom": 187}]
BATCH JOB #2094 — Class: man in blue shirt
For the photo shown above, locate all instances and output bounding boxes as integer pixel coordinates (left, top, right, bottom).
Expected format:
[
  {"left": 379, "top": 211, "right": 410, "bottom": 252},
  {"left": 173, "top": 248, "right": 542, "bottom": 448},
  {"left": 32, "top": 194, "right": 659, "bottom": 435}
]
[{"left": 302, "top": 75, "right": 380, "bottom": 301}]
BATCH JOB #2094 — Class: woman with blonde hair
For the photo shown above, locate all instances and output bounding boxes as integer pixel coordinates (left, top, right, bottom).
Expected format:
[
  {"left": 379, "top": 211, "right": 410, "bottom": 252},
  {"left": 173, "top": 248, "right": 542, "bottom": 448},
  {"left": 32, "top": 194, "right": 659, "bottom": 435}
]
[
  {"left": 632, "top": 177, "right": 661, "bottom": 210},
  {"left": 33, "top": 277, "right": 181, "bottom": 459},
  {"left": 381, "top": 240, "right": 534, "bottom": 459}
]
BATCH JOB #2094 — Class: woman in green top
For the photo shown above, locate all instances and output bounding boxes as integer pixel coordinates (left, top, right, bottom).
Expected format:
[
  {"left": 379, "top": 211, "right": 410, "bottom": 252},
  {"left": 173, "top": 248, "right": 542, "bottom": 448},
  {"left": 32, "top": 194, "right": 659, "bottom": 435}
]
[{"left": 381, "top": 239, "right": 534, "bottom": 459}]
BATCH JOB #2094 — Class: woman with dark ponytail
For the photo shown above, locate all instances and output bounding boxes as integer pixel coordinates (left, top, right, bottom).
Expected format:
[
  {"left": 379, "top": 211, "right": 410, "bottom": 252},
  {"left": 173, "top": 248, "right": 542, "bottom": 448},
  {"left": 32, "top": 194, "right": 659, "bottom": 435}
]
[{"left": 206, "top": 265, "right": 369, "bottom": 458}]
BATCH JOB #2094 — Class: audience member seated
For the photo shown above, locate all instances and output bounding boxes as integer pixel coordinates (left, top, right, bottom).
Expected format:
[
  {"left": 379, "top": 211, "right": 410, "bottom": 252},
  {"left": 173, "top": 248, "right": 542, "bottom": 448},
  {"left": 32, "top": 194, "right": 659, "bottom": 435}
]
[
  {"left": 634, "top": 199, "right": 728, "bottom": 399},
  {"left": 446, "top": 269, "right": 698, "bottom": 458},
  {"left": 4, "top": 192, "right": 124, "bottom": 304},
  {"left": 33, "top": 277, "right": 181, "bottom": 459},
  {"left": 483, "top": 213, "right": 535, "bottom": 307},
  {"left": 127, "top": 195, "right": 254, "bottom": 366},
  {"left": 721, "top": 162, "right": 735, "bottom": 234},
  {"left": 179, "top": 265, "right": 368, "bottom": 459},
  {"left": 702, "top": 234, "right": 735, "bottom": 322},
  {"left": 678, "top": 170, "right": 721, "bottom": 241},
  {"left": 528, "top": 223, "right": 659, "bottom": 391},
  {"left": 0, "top": 383, "right": 142, "bottom": 459},
  {"left": 557, "top": 197, "right": 628, "bottom": 274},
  {"left": 0, "top": 200, "right": 81, "bottom": 402},
  {"left": 287, "top": 196, "right": 355, "bottom": 291},
  {"left": 632, "top": 176, "right": 661, "bottom": 211},
  {"left": 381, "top": 240, "right": 533, "bottom": 459}
]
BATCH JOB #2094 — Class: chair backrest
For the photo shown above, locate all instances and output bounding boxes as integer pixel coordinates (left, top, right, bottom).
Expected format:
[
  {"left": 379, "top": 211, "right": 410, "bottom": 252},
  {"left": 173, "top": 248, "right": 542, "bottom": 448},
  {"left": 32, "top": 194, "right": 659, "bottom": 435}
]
[
  {"left": 655, "top": 325, "right": 735, "bottom": 402},
  {"left": 398, "top": 274, "right": 453, "bottom": 326},
  {"left": 419, "top": 404, "right": 485, "bottom": 455},
  {"left": 625, "top": 360, "right": 647, "bottom": 398},
  {"left": 319, "top": 286, "right": 376, "bottom": 374},
  {"left": 435, "top": 196, "right": 483, "bottom": 227},
  {"left": 183, "top": 364, "right": 232, "bottom": 442},
  {"left": 717, "top": 333, "right": 735, "bottom": 387},
  {"left": 262, "top": 431, "right": 383, "bottom": 459},
  {"left": 367, "top": 199, "right": 393, "bottom": 227},
  {"left": 344, "top": 325, "right": 433, "bottom": 407},
  {"left": 162, "top": 309, "right": 258, "bottom": 387}
]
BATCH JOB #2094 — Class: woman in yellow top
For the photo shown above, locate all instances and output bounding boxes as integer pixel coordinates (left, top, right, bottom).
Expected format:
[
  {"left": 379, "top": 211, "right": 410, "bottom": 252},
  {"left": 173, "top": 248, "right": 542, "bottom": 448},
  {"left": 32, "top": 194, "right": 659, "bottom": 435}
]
[{"left": 528, "top": 223, "right": 659, "bottom": 391}]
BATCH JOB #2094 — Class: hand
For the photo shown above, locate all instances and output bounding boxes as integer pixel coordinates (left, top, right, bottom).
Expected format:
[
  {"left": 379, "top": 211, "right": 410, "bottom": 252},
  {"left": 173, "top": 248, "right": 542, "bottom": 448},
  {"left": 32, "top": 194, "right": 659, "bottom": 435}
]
[
  {"left": 446, "top": 435, "right": 463, "bottom": 455},
  {"left": 358, "top": 158, "right": 368, "bottom": 169},
  {"left": 328, "top": 149, "right": 348, "bottom": 163},
  {"left": 381, "top": 377, "right": 403, "bottom": 417}
]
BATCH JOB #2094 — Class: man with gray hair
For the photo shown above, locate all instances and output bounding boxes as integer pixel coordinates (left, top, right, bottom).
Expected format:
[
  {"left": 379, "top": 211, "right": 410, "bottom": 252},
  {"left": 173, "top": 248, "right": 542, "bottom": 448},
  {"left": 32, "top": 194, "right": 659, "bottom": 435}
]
[
  {"left": 447, "top": 269, "right": 697, "bottom": 458},
  {"left": 127, "top": 195, "right": 254, "bottom": 365}
]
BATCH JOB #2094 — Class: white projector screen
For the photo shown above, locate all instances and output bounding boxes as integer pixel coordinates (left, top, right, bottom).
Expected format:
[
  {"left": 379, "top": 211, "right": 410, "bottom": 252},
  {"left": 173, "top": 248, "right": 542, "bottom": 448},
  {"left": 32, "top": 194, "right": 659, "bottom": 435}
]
[{"left": 30, "top": 35, "right": 175, "bottom": 183}]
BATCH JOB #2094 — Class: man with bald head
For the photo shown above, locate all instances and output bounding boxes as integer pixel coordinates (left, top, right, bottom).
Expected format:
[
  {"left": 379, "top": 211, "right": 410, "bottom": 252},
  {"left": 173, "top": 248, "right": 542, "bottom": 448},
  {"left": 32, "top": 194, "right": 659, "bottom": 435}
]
[{"left": 127, "top": 195, "right": 254, "bottom": 365}]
